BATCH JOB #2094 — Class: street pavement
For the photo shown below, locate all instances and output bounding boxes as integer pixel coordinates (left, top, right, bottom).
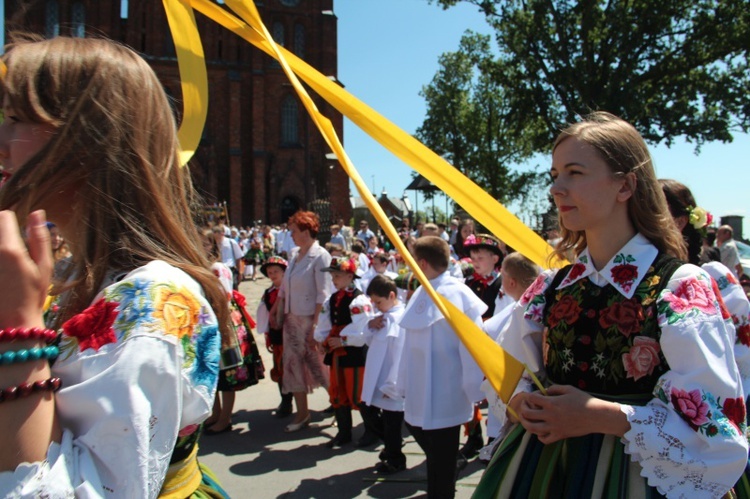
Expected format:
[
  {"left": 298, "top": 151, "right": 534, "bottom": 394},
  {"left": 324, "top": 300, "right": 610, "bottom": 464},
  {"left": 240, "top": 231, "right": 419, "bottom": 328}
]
[{"left": 198, "top": 275, "right": 487, "bottom": 498}]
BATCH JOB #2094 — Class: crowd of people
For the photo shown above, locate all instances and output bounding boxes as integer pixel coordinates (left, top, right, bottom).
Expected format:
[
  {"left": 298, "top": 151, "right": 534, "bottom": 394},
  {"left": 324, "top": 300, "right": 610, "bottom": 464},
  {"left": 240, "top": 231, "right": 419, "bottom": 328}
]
[{"left": 1, "top": 33, "right": 749, "bottom": 499}]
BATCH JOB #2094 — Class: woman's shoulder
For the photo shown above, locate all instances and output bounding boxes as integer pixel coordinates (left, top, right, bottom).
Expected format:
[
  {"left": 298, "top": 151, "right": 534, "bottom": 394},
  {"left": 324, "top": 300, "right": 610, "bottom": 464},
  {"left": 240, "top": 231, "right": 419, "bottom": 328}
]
[{"left": 58, "top": 261, "right": 217, "bottom": 355}]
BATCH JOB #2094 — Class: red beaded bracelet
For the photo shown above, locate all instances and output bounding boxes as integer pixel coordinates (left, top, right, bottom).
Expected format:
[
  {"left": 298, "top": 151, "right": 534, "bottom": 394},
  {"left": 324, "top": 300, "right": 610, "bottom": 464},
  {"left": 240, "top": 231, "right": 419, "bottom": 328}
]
[
  {"left": 0, "top": 377, "right": 62, "bottom": 403},
  {"left": 0, "top": 327, "right": 58, "bottom": 344}
]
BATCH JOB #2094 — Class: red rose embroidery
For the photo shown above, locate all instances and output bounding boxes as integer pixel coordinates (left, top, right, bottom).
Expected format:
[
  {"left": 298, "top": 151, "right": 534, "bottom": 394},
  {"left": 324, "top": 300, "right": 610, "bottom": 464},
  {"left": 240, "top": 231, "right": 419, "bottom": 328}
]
[
  {"left": 547, "top": 295, "right": 582, "bottom": 328},
  {"left": 723, "top": 397, "right": 746, "bottom": 433},
  {"left": 62, "top": 298, "right": 119, "bottom": 352},
  {"left": 622, "top": 336, "right": 661, "bottom": 381},
  {"left": 737, "top": 323, "right": 750, "bottom": 347},
  {"left": 598, "top": 299, "right": 644, "bottom": 337},
  {"left": 565, "top": 263, "right": 586, "bottom": 282},
  {"left": 671, "top": 388, "right": 709, "bottom": 430},
  {"left": 351, "top": 307, "right": 362, "bottom": 314},
  {"left": 610, "top": 264, "right": 638, "bottom": 292}
]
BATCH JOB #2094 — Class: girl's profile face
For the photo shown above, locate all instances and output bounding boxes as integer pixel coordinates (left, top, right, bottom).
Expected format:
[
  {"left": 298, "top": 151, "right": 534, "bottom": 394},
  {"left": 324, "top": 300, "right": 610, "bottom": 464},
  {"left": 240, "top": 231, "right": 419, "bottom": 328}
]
[
  {"left": 549, "top": 137, "right": 627, "bottom": 233},
  {"left": 0, "top": 98, "right": 56, "bottom": 176}
]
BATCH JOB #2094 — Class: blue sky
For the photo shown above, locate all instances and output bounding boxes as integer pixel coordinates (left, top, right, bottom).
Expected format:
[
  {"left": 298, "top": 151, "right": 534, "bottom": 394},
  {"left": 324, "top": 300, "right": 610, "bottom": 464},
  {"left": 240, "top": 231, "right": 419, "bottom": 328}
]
[{"left": 334, "top": 1, "right": 750, "bottom": 237}]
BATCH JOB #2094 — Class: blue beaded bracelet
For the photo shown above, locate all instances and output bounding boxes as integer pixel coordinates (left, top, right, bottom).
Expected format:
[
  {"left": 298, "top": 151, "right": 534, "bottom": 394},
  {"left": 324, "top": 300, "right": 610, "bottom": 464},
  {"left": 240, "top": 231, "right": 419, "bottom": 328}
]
[{"left": 0, "top": 346, "right": 59, "bottom": 365}]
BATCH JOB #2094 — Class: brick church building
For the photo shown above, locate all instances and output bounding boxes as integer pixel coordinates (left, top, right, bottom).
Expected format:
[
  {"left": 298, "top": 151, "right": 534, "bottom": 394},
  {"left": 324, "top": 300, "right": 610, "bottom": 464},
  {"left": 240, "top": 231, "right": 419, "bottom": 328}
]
[{"left": 4, "top": 0, "right": 351, "bottom": 227}]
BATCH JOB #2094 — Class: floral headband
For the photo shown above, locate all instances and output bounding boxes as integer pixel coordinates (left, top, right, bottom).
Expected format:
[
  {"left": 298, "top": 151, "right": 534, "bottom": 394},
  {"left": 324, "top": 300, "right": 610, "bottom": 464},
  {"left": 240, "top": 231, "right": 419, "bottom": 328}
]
[{"left": 687, "top": 206, "right": 713, "bottom": 236}]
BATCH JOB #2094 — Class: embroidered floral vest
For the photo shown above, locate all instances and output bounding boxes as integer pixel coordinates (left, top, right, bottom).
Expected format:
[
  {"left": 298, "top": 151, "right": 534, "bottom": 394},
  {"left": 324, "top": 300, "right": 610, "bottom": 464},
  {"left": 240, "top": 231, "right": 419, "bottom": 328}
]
[{"left": 542, "top": 253, "right": 682, "bottom": 396}]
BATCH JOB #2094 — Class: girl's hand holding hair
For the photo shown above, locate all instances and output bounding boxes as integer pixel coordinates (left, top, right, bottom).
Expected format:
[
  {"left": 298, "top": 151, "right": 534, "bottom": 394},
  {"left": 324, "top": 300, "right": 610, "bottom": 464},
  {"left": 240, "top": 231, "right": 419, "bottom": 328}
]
[
  {"left": 517, "top": 385, "right": 630, "bottom": 444},
  {"left": 0, "top": 210, "right": 52, "bottom": 329},
  {"left": 0, "top": 209, "right": 60, "bottom": 471}
]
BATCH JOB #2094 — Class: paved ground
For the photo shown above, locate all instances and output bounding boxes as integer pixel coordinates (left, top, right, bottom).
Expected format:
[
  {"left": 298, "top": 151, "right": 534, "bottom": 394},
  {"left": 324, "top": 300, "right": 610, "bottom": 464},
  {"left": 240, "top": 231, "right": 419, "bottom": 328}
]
[{"left": 198, "top": 276, "right": 487, "bottom": 498}]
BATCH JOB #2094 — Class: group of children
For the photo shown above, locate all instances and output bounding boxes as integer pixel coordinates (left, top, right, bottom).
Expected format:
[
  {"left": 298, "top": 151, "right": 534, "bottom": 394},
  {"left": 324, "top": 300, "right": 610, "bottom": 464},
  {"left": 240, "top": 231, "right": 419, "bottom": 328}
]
[{"left": 253, "top": 230, "right": 540, "bottom": 497}]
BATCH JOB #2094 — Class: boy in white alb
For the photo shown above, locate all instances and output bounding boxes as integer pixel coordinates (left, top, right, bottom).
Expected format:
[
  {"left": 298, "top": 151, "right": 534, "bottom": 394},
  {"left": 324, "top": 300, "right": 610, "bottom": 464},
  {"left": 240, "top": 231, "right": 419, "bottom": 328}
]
[
  {"left": 343, "top": 275, "right": 407, "bottom": 474},
  {"left": 398, "top": 237, "right": 486, "bottom": 499}
]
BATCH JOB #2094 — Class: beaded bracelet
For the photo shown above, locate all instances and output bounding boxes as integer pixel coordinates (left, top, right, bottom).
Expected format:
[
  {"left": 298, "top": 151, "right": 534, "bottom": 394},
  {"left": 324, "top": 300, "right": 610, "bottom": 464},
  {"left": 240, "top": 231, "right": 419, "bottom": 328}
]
[
  {"left": 0, "top": 346, "right": 59, "bottom": 366},
  {"left": 0, "top": 327, "right": 57, "bottom": 344},
  {"left": 0, "top": 377, "right": 62, "bottom": 403}
]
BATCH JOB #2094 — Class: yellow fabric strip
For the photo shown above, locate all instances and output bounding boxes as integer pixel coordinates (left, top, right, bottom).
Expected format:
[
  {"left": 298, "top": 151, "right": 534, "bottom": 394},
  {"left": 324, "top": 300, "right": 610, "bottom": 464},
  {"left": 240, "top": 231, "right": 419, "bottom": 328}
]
[
  {"left": 158, "top": 444, "right": 202, "bottom": 498},
  {"left": 210, "top": 0, "right": 525, "bottom": 402},
  {"left": 163, "top": 0, "right": 208, "bottom": 167},
  {"left": 188, "top": 0, "right": 565, "bottom": 271}
]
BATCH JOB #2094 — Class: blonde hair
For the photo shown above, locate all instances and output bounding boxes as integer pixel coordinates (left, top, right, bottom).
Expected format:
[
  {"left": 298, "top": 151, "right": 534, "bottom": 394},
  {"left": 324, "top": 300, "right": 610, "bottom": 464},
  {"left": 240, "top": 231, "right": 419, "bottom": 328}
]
[
  {"left": 0, "top": 35, "right": 229, "bottom": 334},
  {"left": 551, "top": 112, "right": 686, "bottom": 263}
]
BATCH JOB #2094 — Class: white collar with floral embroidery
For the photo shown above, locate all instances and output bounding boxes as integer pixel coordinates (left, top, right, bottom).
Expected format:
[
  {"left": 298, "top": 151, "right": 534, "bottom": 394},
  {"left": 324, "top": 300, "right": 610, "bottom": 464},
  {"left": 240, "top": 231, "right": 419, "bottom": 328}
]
[{"left": 556, "top": 233, "right": 658, "bottom": 299}]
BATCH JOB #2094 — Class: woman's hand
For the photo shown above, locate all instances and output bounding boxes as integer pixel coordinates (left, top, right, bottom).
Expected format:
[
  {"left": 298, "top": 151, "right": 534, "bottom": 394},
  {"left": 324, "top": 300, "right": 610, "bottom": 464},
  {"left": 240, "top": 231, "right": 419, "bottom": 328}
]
[
  {"left": 516, "top": 385, "right": 629, "bottom": 444},
  {"left": 0, "top": 210, "right": 52, "bottom": 328}
]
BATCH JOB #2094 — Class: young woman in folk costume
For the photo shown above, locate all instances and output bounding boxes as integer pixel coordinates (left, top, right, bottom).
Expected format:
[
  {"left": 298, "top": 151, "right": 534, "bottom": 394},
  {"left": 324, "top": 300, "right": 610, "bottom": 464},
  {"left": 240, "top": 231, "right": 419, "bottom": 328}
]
[
  {"left": 475, "top": 112, "right": 748, "bottom": 498},
  {"left": 200, "top": 229, "right": 265, "bottom": 436},
  {"left": 0, "top": 35, "right": 231, "bottom": 497}
]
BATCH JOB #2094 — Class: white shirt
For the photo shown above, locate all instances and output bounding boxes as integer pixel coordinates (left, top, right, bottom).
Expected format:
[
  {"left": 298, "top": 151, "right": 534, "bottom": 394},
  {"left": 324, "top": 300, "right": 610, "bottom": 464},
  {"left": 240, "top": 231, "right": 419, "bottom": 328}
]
[
  {"left": 0, "top": 261, "right": 220, "bottom": 498},
  {"left": 398, "top": 271, "right": 487, "bottom": 429},
  {"left": 219, "top": 237, "right": 243, "bottom": 269},
  {"left": 352, "top": 303, "right": 407, "bottom": 411}
]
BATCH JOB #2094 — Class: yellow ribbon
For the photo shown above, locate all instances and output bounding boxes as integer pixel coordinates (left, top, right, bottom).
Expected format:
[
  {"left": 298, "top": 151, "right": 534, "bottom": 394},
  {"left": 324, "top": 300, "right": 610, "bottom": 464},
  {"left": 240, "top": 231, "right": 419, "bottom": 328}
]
[
  {"left": 187, "top": 0, "right": 564, "bottom": 271},
  {"left": 163, "top": 0, "right": 208, "bottom": 166},
  {"left": 217, "top": 0, "right": 526, "bottom": 402}
]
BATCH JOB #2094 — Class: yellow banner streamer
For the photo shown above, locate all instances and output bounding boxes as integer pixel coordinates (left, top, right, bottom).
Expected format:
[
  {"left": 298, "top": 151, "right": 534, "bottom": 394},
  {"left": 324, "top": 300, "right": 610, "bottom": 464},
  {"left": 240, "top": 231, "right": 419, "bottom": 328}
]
[
  {"left": 206, "top": 0, "right": 523, "bottom": 402},
  {"left": 188, "top": 0, "right": 564, "bottom": 272},
  {"left": 163, "top": 0, "right": 208, "bottom": 166}
]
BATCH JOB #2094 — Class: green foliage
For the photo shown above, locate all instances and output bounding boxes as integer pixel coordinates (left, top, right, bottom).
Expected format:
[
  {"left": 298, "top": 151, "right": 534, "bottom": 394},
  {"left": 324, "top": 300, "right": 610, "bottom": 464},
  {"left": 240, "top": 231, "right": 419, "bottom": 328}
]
[
  {"left": 415, "top": 33, "right": 542, "bottom": 206},
  {"left": 429, "top": 0, "right": 750, "bottom": 151}
]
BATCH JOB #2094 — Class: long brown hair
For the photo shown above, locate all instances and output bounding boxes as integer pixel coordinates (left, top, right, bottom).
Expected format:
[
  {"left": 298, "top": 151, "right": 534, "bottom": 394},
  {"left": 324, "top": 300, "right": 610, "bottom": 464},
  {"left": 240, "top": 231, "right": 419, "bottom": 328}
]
[
  {"left": 551, "top": 112, "right": 686, "bottom": 263},
  {"left": 0, "top": 34, "right": 229, "bottom": 335}
]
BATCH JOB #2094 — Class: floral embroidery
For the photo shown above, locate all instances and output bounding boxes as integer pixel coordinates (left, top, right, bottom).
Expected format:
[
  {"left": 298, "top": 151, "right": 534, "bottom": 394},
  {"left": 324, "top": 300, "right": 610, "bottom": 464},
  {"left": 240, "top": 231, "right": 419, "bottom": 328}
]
[
  {"left": 660, "top": 276, "right": 718, "bottom": 323},
  {"left": 656, "top": 380, "right": 746, "bottom": 438},
  {"left": 610, "top": 253, "right": 638, "bottom": 293},
  {"left": 191, "top": 324, "right": 220, "bottom": 388},
  {"left": 598, "top": 298, "right": 644, "bottom": 337},
  {"left": 62, "top": 298, "right": 119, "bottom": 352},
  {"left": 152, "top": 285, "right": 202, "bottom": 339},
  {"left": 671, "top": 388, "right": 711, "bottom": 430},
  {"left": 544, "top": 256, "right": 673, "bottom": 391},
  {"left": 520, "top": 273, "right": 551, "bottom": 306},
  {"left": 560, "top": 263, "right": 586, "bottom": 287},
  {"left": 109, "top": 279, "right": 155, "bottom": 334},
  {"left": 547, "top": 295, "right": 582, "bottom": 328},
  {"left": 723, "top": 397, "right": 746, "bottom": 433},
  {"left": 736, "top": 320, "right": 750, "bottom": 347},
  {"left": 622, "top": 336, "right": 661, "bottom": 381},
  {"left": 351, "top": 305, "right": 371, "bottom": 315}
]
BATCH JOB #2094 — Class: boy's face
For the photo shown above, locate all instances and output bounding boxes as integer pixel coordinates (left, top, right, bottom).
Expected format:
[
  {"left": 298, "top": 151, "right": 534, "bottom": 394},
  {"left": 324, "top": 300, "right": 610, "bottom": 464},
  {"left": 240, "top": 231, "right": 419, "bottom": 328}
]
[
  {"left": 470, "top": 248, "right": 499, "bottom": 276},
  {"left": 331, "top": 270, "right": 354, "bottom": 290},
  {"left": 369, "top": 292, "right": 397, "bottom": 313},
  {"left": 266, "top": 265, "right": 285, "bottom": 287}
]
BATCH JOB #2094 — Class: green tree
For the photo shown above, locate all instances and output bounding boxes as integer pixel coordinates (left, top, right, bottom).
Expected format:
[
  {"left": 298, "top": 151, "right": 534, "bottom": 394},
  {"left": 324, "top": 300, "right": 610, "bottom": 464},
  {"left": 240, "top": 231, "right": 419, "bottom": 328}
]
[
  {"left": 415, "top": 33, "right": 541, "bottom": 206},
  {"left": 430, "top": 0, "right": 750, "bottom": 151}
]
